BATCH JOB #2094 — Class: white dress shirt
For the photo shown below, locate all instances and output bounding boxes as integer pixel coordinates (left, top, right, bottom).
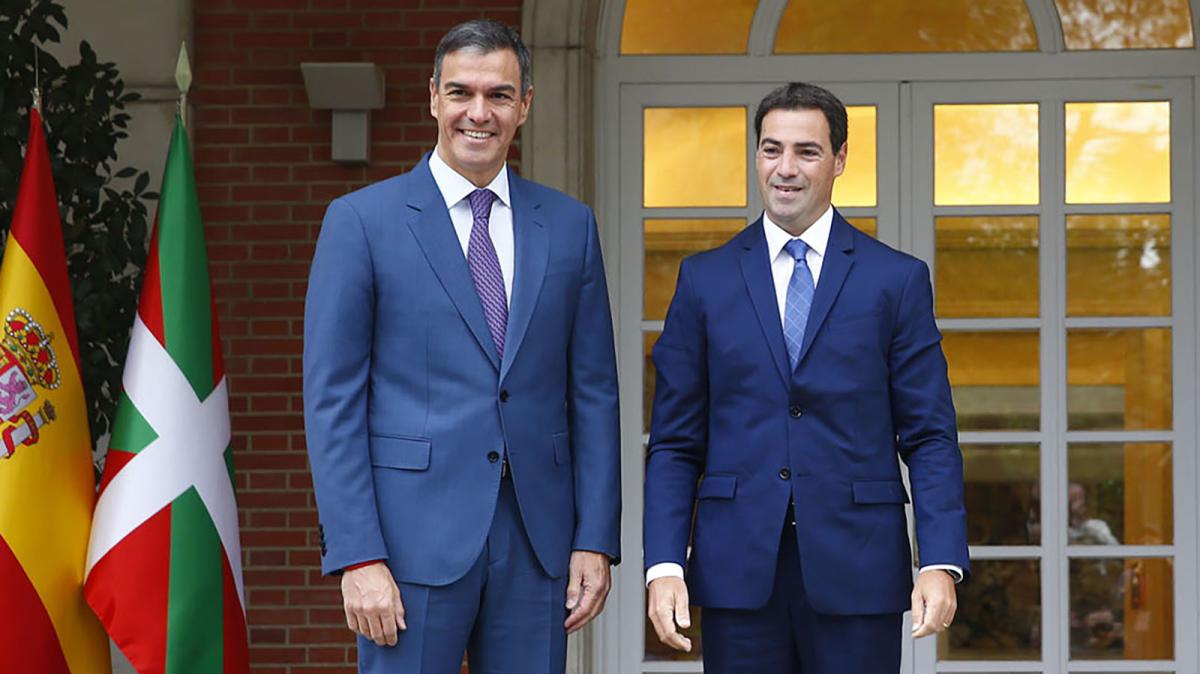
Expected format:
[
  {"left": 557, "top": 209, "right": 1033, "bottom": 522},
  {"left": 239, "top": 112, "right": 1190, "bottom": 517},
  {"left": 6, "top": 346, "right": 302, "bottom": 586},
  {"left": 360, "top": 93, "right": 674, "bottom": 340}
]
[
  {"left": 429, "top": 147, "right": 515, "bottom": 302},
  {"left": 646, "top": 206, "right": 962, "bottom": 586}
]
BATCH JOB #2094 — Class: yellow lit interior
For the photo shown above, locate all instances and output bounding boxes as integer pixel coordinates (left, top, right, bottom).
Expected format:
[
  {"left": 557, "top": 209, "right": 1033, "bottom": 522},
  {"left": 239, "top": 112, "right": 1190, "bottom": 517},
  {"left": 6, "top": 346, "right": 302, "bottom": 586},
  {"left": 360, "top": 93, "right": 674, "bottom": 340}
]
[
  {"left": 1065, "top": 102, "right": 1171, "bottom": 204},
  {"left": 644, "top": 219, "right": 747, "bottom": 320},
  {"left": 644, "top": 107, "right": 747, "bottom": 208},
  {"left": 775, "top": 0, "right": 1037, "bottom": 53},
  {"left": 935, "top": 104, "right": 1040, "bottom": 206},
  {"left": 1057, "top": 0, "right": 1195, "bottom": 49},
  {"left": 935, "top": 216, "right": 1039, "bottom": 318},
  {"left": 833, "top": 106, "right": 877, "bottom": 207},
  {"left": 1067, "top": 214, "right": 1171, "bottom": 316},
  {"left": 621, "top": 0, "right": 757, "bottom": 54}
]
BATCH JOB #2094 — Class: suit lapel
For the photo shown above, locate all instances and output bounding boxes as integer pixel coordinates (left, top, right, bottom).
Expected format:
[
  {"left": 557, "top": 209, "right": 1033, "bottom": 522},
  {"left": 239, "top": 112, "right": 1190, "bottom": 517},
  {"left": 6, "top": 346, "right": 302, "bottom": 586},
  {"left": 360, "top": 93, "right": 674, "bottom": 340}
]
[
  {"left": 738, "top": 220, "right": 791, "bottom": 389},
  {"left": 500, "top": 173, "right": 548, "bottom": 382},
  {"left": 404, "top": 157, "right": 501, "bottom": 371},
  {"left": 796, "top": 210, "right": 856, "bottom": 367}
]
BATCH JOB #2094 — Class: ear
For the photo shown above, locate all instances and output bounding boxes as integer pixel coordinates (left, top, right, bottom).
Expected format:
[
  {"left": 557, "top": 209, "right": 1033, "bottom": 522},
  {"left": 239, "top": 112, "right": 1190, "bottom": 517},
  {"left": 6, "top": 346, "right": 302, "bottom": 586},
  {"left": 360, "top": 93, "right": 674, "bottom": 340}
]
[
  {"left": 516, "top": 86, "right": 534, "bottom": 127},
  {"left": 429, "top": 77, "right": 438, "bottom": 119},
  {"left": 833, "top": 142, "right": 847, "bottom": 177}
]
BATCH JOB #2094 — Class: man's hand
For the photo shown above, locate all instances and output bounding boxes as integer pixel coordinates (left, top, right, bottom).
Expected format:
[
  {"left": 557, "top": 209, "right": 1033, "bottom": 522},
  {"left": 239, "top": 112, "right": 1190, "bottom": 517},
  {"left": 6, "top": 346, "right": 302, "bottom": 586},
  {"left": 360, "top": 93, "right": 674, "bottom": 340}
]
[
  {"left": 647, "top": 576, "right": 693, "bottom": 652},
  {"left": 564, "top": 551, "right": 612, "bottom": 634},
  {"left": 341, "top": 562, "right": 406, "bottom": 646},
  {"left": 911, "top": 569, "right": 957, "bottom": 638}
]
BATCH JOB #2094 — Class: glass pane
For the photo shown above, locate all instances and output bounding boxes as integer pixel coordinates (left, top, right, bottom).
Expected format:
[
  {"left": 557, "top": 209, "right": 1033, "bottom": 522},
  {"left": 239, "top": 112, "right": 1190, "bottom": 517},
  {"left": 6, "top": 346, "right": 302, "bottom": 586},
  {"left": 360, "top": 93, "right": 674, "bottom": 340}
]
[
  {"left": 1068, "top": 443, "right": 1173, "bottom": 545},
  {"left": 1065, "top": 102, "right": 1170, "bottom": 204},
  {"left": 1067, "top": 329, "right": 1172, "bottom": 430},
  {"left": 846, "top": 217, "right": 877, "bottom": 238},
  {"left": 775, "top": 0, "right": 1037, "bottom": 53},
  {"left": 643, "top": 331, "right": 658, "bottom": 434},
  {"left": 1069, "top": 558, "right": 1174, "bottom": 659},
  {"left": 645, "top": 219, "right": 745, "bottom": 321},
  {"left": 1057, "top": 0, "right": 1195, "bottom": 49},
  {"left": 942, "top": 559, "right": 1041, "bottom": 660},
  {"left": 621, "top": 0, "right": 757, "bottom": 54},
  {"left": 833, "top": 106, "right": 877, "bottom": 207},
  {"left": 963, "top": 444, "right": 1040, "bottom": 545},
  {"left": 943, "top": 331, "right": 1040, "bottom": 431},
  {"left": 644, "top": 107, "right": 747, "bottom": 208},
  {"left": 1067, "top": 214, "right": 1171, "bottom": 317},
  {"left": 935, "top": 104, "right": 1039, "bottom": 206},
  {"left": 936, "top": 216, "right": 1039, "bottom": 318}
]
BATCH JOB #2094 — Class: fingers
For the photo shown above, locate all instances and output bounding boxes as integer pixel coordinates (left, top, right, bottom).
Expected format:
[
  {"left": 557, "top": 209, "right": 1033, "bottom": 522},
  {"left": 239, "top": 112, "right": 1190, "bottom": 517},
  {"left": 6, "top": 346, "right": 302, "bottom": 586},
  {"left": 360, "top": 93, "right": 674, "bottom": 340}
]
[
  {"left": 565, "top": 566, "right": 612, "bottom": 634},
  {"left": 910, "top": 589, "right": 928, "bottom": 637},
  {"left": 647, "top": 579, "right": 692, "bottom": 652},
  {"left": 911, "top": 573, "right": 958, "bottom": 639},
  {"left": 393, "top": 585, "right": 407, "bottom": 632},
  {"left": 674, "top": 590, "right": 691, "bottom": 630},
  {"left": 342, "top": 564, "right": 404, "bottom": 647},
  {"left": 565, "top": 564, "right": 584, "bottom": 612}
]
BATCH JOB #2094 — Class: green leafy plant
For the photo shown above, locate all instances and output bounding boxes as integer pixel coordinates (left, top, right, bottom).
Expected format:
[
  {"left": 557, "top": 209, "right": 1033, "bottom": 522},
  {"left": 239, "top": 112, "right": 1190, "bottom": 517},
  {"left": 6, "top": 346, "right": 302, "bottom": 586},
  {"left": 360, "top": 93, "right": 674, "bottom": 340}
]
[{"left": 0, "top": 0, "right": 155, "bottom": 473}]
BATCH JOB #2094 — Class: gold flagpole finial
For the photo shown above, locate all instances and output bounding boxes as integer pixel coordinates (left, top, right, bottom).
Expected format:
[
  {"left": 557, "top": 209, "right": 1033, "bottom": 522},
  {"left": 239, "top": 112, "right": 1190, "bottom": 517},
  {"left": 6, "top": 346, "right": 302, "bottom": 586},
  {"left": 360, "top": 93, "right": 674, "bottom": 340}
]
[{"left": 175, "top": 41, "right": 192, "bottom": 127}]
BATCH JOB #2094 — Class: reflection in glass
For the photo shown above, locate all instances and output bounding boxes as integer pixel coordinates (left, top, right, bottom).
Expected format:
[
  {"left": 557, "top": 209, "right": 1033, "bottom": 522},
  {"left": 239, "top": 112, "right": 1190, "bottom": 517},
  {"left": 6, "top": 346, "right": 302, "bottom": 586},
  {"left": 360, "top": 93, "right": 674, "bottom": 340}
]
[
  {"left": 1057, "top": 0, "right": 1195, "bottom": 50},
  {"left": 833, "top": 106, "right": 878, "bottom": 207},
  {"left": 935, "top": 104, "right": 1039, "bottom": 205},
  {"left": 643, "top": 331, "right": 659, "bottom": 434},
  {"left": 645, "top": 219, "right": 745, "bottom": 321},
  {"left": 1065, "top": 102, "right": 1170, "bottom": 204},
  {"left": 846, "top": 217, "right": 877, "bottom": 238},
  {"left": 963, "top": 444, "right": 1040, "bottom": 545},
  {"left": 936, "top": 216, "right": 1039, "bottom": 318},
  {"left": 1067, "top": 329, "right": 1172, "bottom": 431},
  {"left": 621, "top": 0, "right": 756, "bottom": 54},
  {"left": 1069, "top": 558, "right": 1173, "bottom": 660},
  {"left": 644, "top": 107, "right": 747, "bottom": 208},
  {"left": 775, "top": 0, "right": 1037, "bottom": 53},
  {"left": 1067, "top": 215, "right": 1171, "bottom": 317},
  {"left": 942, "top": 559, "right": 1041, "bottom": 660},
  {"left": 1068, "top": 443, "right": 1173, "bottom": 545},
  {"left": 942, "top": 331, "right": 1039, "bottom": 431}
]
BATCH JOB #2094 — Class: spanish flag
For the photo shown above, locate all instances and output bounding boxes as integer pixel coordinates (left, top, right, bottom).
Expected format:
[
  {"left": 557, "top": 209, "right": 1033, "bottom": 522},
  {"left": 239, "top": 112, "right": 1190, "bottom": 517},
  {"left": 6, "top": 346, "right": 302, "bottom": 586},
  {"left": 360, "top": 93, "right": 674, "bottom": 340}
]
[{"left": 0, "top": 108, "right": 112, "bottom": 673}]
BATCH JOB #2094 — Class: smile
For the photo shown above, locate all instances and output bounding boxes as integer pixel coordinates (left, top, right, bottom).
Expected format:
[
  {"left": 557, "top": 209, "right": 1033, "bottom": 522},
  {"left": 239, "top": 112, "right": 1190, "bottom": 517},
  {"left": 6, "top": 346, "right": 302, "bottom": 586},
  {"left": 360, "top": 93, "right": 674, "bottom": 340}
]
[{"left": 460, "top": 129, "right": 493, "bottom": 140}]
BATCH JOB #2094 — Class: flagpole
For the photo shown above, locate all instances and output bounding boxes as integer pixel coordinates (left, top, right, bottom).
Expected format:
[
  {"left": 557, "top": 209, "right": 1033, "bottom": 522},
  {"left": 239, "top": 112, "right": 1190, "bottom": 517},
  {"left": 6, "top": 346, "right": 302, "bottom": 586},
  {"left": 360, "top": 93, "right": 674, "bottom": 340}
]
[
  {"left": 175, "top": 41, "right": 192, "bottom": 129},
  {"left": 32, "top": 47, "right": 41, "bottom": 113}
]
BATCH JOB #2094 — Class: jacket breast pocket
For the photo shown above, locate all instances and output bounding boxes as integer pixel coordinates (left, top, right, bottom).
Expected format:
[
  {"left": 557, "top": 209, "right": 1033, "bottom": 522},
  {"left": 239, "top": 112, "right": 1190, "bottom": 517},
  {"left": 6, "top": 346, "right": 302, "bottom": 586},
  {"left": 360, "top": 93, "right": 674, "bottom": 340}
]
[
  {"left": 697, "top": 474, "right": 737, "bottom": 500},
  {"left": 369, "top": 434, "right": 432, "bottom": 471},
  {"left": 852, "top": 480, "right": 910, "bottom": 504}
]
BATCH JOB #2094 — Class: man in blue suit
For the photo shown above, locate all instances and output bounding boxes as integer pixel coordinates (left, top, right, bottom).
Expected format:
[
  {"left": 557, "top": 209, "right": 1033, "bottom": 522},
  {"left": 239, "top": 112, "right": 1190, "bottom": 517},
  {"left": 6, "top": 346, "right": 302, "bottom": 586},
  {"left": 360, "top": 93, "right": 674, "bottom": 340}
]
[
  {"left": 304, "top": 20, "right": 620, "bottom": 674},
  {"left": 644, "top": 83, "right": 969, "bottom": 673}
]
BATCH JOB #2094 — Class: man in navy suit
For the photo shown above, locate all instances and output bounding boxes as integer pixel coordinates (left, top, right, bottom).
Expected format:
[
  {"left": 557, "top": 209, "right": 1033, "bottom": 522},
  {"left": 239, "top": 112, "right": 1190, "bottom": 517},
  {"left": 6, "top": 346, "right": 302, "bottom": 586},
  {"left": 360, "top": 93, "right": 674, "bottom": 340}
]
[
  {"left": 644, "top": 83, "right": 969, "bottom": 673},
  {"left": 304, "top": 19, "right": 620, "bottom": 674}
]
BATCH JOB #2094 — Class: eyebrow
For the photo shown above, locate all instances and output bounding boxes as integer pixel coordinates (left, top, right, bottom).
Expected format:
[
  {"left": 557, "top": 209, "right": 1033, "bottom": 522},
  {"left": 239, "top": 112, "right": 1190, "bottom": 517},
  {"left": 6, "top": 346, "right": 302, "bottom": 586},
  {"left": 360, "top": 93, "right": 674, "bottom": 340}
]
[
  {"left": 760, "top": 138, "right": 824, "bottom": 152},
  {"left": 442, "top": 81, "right": 518, "bottom": 95}
]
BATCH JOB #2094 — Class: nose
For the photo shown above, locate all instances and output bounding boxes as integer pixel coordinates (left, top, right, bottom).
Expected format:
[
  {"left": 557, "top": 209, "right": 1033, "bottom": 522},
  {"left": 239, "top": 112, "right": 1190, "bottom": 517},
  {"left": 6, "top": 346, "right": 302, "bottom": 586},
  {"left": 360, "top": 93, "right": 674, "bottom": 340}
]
[
  {"left": 466, "top": 94, "right": 490, "bottom": 123},
  {"left": 777, "top": 151, "right": 801, "bottom": 178}
]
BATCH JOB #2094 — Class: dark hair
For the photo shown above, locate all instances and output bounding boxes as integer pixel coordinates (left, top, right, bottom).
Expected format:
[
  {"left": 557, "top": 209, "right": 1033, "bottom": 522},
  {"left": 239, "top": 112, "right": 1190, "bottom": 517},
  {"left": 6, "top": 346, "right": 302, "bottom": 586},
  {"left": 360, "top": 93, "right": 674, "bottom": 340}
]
[
  {"left": 753, "top": 83, "right": 847, "bottom": 152},
  {"left": 433, "top": 19, "right": 532, "bottom": 95}
]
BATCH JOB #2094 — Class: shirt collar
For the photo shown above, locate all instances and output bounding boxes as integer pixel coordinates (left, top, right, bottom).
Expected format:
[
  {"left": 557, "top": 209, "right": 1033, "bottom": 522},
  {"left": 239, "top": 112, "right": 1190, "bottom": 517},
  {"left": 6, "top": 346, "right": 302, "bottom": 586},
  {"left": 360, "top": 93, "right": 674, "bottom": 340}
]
[
  {"left": 429, "top": 147, "right": 511, "bottom": 210},
  {"left": 762, "top": 205, "right": 834, "bottom": 262}
]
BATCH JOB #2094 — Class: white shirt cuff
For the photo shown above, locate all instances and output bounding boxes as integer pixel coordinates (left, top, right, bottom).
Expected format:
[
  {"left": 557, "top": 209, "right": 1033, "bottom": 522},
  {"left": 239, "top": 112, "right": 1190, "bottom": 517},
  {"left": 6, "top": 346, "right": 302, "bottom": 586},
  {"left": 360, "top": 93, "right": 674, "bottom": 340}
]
[
  {"left": 645, "top": 562, "right": 684, "bottom": 587},
  {"left": 920, "top": 564, "right": 964, "bottom": 583}
]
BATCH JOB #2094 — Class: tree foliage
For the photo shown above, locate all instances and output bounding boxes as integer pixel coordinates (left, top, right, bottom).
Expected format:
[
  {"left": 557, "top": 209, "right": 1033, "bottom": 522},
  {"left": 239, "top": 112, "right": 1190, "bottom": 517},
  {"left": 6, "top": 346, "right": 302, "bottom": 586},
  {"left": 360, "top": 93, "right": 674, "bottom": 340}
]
[{"left": 0, "top": 0, "right": 155, "bottom": 471}]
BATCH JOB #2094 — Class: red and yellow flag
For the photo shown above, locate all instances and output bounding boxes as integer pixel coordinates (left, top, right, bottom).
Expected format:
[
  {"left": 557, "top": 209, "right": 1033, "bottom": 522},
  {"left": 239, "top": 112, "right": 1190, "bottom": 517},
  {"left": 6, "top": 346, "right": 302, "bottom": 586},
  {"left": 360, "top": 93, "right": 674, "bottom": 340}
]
[{"left": 0, "top": 108, "right": 112, "bottom": 673}]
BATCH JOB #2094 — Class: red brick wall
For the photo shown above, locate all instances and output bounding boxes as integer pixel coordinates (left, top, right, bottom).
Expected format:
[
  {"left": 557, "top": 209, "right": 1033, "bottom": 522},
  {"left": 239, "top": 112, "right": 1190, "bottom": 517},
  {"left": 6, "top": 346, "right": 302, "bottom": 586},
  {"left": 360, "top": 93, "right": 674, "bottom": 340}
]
[{"left": 193, "top": 2, "right": 522, "bottom": 671}]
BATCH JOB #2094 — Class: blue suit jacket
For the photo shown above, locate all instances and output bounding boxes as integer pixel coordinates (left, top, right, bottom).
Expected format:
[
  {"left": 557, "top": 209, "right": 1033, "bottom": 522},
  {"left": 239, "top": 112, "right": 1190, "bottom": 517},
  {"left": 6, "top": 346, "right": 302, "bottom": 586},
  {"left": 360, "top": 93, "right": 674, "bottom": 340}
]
[
  {"left": 644, "top": 212, "right": 968, "bottom": 614},
  {"left": 304, "top": 156, "right": 620, "bottom": 584}
]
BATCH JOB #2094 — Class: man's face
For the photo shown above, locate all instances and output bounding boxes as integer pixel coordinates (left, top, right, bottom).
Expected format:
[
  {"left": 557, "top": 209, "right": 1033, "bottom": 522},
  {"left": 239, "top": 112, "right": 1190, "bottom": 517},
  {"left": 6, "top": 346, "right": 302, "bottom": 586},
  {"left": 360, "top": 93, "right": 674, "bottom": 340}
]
[
  {"left": 755, "top": 108, "right": 846, "bottom": 234},
  {"left": 430, "top": 47, "right": 532, "bottom": 186}
]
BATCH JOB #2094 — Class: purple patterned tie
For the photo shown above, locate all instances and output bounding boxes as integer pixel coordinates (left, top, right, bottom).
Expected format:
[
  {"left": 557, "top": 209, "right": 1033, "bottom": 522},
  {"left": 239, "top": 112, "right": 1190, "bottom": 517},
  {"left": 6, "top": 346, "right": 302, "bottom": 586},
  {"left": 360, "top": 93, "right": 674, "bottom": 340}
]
[{"left": 466, "top": 188, "right": 508, "bottom": 359}]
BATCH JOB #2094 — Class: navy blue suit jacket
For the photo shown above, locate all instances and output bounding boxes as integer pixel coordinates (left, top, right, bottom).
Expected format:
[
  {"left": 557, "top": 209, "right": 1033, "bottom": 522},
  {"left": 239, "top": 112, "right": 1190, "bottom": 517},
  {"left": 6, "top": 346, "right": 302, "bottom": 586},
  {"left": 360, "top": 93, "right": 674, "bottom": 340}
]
[
  {"left": 304, "top": 156, "right": 620, "bottom": 584},
  {"left": 644, "top": 212, "right": 969, "bottom": 614}
]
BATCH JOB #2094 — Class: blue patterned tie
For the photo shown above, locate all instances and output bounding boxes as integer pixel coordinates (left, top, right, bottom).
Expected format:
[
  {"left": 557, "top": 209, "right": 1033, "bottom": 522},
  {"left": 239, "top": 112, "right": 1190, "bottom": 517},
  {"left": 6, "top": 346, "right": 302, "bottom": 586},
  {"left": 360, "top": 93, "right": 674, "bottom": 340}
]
[
  {"left": 466, "top": 189, "right": 508, "bottom": 359},
  {"left": 783, "top": 239, "right": 814, "bottom": 370}
]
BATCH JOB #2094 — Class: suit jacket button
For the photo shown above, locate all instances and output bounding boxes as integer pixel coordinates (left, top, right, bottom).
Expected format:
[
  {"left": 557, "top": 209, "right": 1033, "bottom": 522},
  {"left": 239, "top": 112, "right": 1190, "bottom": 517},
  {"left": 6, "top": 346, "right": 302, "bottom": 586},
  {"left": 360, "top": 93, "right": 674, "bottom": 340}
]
[
  {"left": 499, "top": 390, "right": 510, "bottom": 402},
  {"left": 488, "top": 451, "right": 501, "bottom": 463},
  {"left": 779, "top": 467, "right": 791, "bottom": 480},
  {"left": 789, "top": 405, "right": 803, "bottom": 418}
]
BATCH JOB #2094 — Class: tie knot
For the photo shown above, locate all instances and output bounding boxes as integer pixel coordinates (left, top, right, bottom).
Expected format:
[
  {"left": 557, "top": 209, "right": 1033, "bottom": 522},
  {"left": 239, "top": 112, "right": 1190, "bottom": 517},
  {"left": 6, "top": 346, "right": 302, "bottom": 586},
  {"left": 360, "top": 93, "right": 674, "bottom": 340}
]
[
  {"left": 784, "top": 238, "right": 809, "bottom": 262},
  {"left": 468, "top": 188, "right": 497, "bottom": 221}
]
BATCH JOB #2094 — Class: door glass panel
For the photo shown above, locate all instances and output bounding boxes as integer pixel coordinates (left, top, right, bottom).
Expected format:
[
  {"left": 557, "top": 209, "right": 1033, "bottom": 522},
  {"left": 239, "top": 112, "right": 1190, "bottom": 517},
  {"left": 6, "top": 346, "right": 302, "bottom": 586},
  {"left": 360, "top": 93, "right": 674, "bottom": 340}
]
[
  {"left": 935, "top": 104, "right": 1040, "bottom": 205},
  {"left": 621, "top": 0, "right": 756, "bottom": 54},
  {"left": 936, "top": 216, "right": 1039, "bottom": 318},
  {"left": 775, "top": 0, "right": 1037, "bottom": 53},
  {"left": 1056, "top": 0, "right": 1195, "bottom": 49},
  {"left": 1067, "top": 214, "right": 1171, "bottom": 317},
  {"left": 644, "top": 107, "right": 747, "bottom": 207},
  {"left": 1067, "top": 329, "right": 1172, "bottom": 430},
  {"left": 834, "top": 106, "right": 878, "bottom": 207},
  {"left": 943, "top": 331, "right": 1040, "bottom": 431},
  {"left": 846, "top": 217, "right": 877, "bottom": 238},
  {"left": 1065, "top": 102, "right": 1170, "bottom": 204},
  {"left": 1069, "top": 558, "right": 1174, "bottom": 659},
  {"left": 942, "top": 559, "right": 1041, "bottom": 660},
  {"left": 1068, "top": 443, "right": 1173, "bottom": 545},
  {"left": 963, "top": 443, "right": 1040, "bottom": 545},
  {"left": 645, "top": 219, "right": 745, "bottom": 320}
]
